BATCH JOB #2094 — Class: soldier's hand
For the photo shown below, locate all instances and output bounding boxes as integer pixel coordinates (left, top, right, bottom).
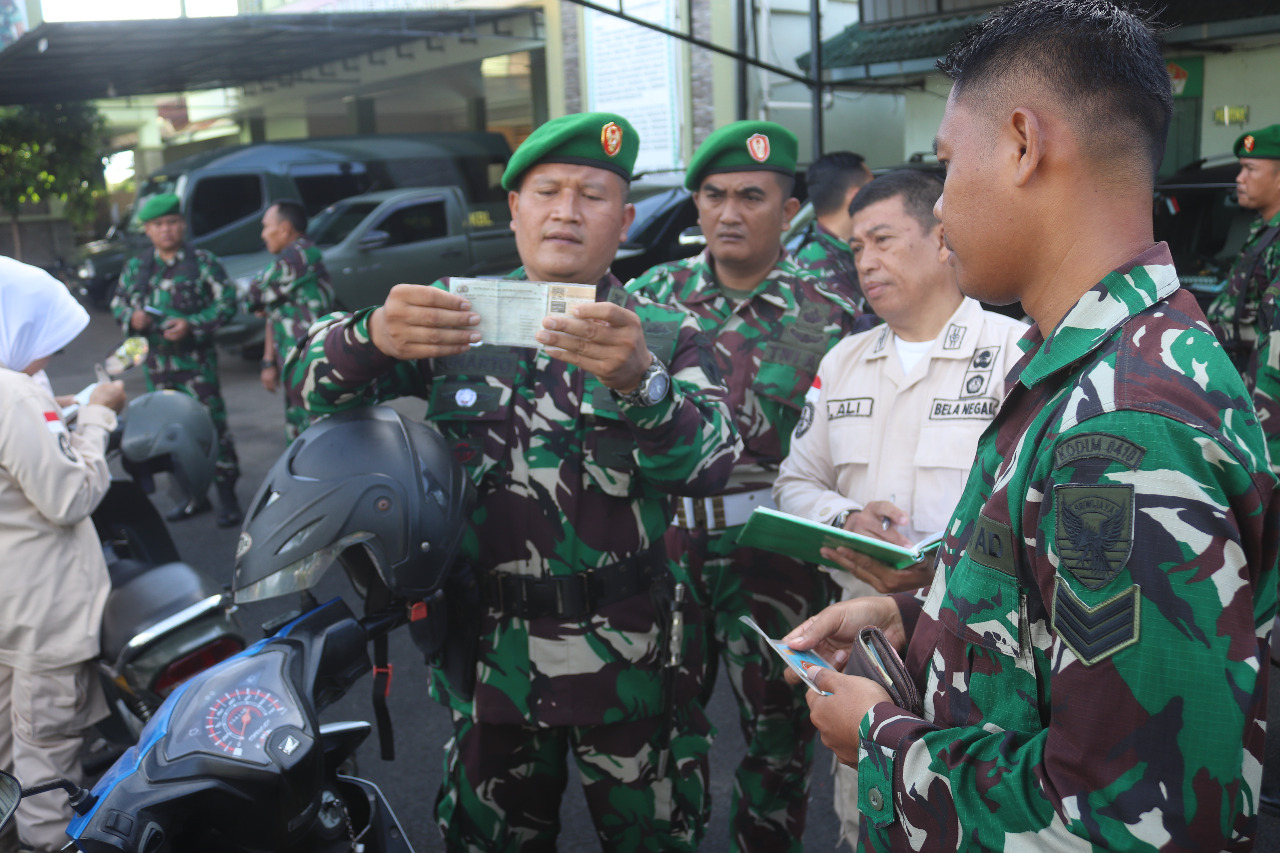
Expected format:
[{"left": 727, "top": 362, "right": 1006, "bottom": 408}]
[
  {"left": 162, "top": 317, "right": 190, "bottom": 341},
  {"left": 88, "top": 380, "right": 126, "bottom": 414},
  {"left": 805, "top": 668, "right": 893, "bottom": 766},
  {"left": 821, "top": 547, "right": 935, "bottom": 594},
  {"left": 782, "top": 596, "right": 906, "bottom": 680},
  {"left": 260, "top": 364, "right": 279, "bottom": 393},
  {"left": 849, "top": 500, "right": 912, "bottom": 547},
  {"left": 369, "top": 284, "right": 480, "bottom": 361},
  {"left": 536, "top": 302, "right": 649, "bottom": 390},
  {"left": 130, "top": 309, "right": 153, "bottom": 332}
]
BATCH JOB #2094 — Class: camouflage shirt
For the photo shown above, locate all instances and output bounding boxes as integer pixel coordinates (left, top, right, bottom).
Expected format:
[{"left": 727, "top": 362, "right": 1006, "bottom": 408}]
[
  {"left": 1205, "top": 209, "right": 1280, "bottom": 377},
  {"left": 111, "top": 246, "right": 237, "bottom": 360},
  {"left": 791, "top": 220, "right": 865, "bottom": 311},
  {"left": 286, "top": 270, "right": 740, "bottom": 725},
  {"left": 247, "top": 237, "right": 336, "bottom": 366},
  {"left": 626, "top": 249, "right": 871, "bottom": 492},
  {"left": 856, "top": 244, "right": 1279, "bottom": 850}
]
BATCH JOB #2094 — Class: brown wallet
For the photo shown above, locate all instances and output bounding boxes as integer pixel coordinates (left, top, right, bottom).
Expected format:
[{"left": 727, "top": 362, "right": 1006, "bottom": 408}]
[{"left": 843, "top": 626, "right": 922, "bottom": 717}]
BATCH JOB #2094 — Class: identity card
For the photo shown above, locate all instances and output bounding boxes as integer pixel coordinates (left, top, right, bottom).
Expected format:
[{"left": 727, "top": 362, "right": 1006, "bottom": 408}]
[
  {"left": 739, "top": 614, "right": 835, "bottom": 695},
  {"left": 449, "top": 278, "right": 596, "bottom": 349}
]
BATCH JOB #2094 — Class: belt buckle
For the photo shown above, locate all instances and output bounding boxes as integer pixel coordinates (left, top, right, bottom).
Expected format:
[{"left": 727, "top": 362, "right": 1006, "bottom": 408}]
[{"left": 554, "top": 569, "right": 594, "bottom": 620}]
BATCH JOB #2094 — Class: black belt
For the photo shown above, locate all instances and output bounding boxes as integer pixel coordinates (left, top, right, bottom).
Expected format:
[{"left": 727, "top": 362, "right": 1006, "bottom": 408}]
[{"left": 483, "top": 546, "right": 665, "bottom": 621}]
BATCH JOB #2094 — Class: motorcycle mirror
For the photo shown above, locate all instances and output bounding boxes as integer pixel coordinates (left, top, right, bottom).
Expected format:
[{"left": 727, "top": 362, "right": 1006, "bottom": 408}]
[
  {"left": 0, "top": 770, "right": 20, "bottom": 831},
  {"left": 103, "top": 336, "right": 149, "bottom": 377}
]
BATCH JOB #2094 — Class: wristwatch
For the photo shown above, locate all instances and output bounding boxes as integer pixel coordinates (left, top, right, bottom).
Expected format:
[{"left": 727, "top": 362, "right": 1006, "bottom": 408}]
[
  {"left": 614, "top": 351, "right": 671, "bottom": 407},
  {"left": 260, "top": 359, "right": 277, "bottom": 370},
  {"left": 832, "top": 509, "right": 855, "bottom": 529}
]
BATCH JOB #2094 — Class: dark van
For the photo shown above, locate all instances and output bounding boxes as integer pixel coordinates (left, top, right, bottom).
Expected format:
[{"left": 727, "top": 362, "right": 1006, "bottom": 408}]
[{"left": 75, "top": 132, "right": 512, "bottom": 307}]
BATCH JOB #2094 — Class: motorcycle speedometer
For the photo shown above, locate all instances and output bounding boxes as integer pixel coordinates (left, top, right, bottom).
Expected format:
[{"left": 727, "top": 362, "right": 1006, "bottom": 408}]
[{"left": 162, "top": 650, "right": 307, "bottom": 766}]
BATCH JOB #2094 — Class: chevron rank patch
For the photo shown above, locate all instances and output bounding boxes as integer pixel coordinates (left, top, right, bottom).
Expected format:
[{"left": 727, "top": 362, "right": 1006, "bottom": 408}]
[
  {"left": 1054, "top": 484, "right": 1133, "bottom": 589},
  {"left": 1052, "top": 577, "right": 1140, "bottom": 666}
]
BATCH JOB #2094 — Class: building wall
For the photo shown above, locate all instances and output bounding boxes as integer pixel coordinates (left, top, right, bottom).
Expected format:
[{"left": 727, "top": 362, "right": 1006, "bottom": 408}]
[
  {"left": 902, "top": 74, "right": 951, "bottom": 163},
  {"left": 1201, "top": 44, "right": 1280, "bottom": 158}
]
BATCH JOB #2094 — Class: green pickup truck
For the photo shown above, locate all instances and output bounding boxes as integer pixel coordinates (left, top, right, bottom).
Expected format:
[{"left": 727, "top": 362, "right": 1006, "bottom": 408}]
[{"left": 217, "top": 186, "right": 520, "bottom": 355}]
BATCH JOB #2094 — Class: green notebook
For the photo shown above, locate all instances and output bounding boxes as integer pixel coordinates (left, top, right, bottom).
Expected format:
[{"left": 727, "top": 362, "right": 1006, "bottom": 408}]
[{"left": 737, "top": 506, "right": 945, "bottom": 570}]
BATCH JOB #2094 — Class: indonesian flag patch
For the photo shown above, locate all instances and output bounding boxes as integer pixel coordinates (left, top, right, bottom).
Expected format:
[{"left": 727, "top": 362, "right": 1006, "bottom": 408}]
[
  {"left": 43, "top": 411, "right": 66, "bottom": 434},
  {"left": 804, "top": 375, "right": 822, "bottom": 404}
]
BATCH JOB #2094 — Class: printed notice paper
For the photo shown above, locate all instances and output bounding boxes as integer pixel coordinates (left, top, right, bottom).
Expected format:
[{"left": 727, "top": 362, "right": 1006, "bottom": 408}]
[{"left": 449, "top": 278, "right": 596, "bottom": 349}]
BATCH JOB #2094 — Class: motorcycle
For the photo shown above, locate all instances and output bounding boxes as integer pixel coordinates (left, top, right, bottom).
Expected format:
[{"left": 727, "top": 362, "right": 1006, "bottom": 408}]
[
  {"left": 71, "top": 338, "right": 245, "bottom": 769},
  {"left": 0, "top": 599, "right": 410, "bottom": 853},
  {"left": 2, "top": 406, "right": 473, "bottom": 853}
]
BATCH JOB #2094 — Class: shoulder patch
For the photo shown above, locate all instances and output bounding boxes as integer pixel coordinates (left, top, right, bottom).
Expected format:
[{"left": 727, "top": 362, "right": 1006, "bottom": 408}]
[
  {"left": 794, "top": 402, "right": 815, "bottom": 439},
  {"left": 1053, "top": 433, "right": 1146, "bottom": 470},
  {"left": 1054, "top": 484, "right": 1134, "bottom": 589},
  {"left": 1052, "top": 577, "right": 1140, "bottom": 666}
]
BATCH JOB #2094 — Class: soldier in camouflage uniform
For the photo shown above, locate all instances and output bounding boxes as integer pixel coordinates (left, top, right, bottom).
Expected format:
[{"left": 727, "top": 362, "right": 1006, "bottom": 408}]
[
  {"left": 286, "top": 113, "right": 740, "bottom": 852},
  {"left": 1219, "top": 125, "right": 1280, "bottom": 468},
  {"left": 785, "top": 2, "right": 1279, "bottom": 848},
  {"left": 627, "top": 121, "right": 872, "bottom": 853},
  {"left": 110, "top": 193, "right": 242, "bottom": 527},
  {"left": 791, "top": 151, "right": 872, "bottom": 309},
  {"left": 248, "top": 199, "right": 336, "bottom": 441}
]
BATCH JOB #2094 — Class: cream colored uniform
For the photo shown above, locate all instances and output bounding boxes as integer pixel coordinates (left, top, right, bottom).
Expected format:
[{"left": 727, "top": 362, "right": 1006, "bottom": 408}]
[
  {"left": 772, "top": 296, "right": 1027, "bottom": 848},
  {"left": 0, "top": 368, "right": 114, "bottom": 852}
]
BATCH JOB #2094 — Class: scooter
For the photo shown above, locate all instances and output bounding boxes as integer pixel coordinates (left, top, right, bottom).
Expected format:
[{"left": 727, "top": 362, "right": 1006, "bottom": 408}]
[
  {"left": 2, "top": 597, "right": 411, "bottom": 853},
  {"left": 71, "top": 338, "right": 246, "bottom": 769},
  {"left": 5, "top": 406, "right": 473, "bottom": 853}
]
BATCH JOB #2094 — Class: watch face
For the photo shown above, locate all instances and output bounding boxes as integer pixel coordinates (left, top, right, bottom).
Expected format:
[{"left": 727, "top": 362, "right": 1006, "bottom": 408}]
[{"left": 646, "top": 371, "right": 671, "bottom": 404}]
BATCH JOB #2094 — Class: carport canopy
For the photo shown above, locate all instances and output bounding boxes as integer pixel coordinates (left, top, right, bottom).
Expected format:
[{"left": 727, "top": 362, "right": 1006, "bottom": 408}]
[{"left": 0, "top": 10, "right": 531, "bottom": 105}]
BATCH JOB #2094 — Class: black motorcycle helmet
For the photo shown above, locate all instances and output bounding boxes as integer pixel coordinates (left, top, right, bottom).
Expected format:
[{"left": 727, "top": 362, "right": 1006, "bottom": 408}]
[
  {"left": 119, "top": 389, "right": 218, "bottom": 500},
  {"left": 233, "top": 406, "right": 475, "bottom": 605}
]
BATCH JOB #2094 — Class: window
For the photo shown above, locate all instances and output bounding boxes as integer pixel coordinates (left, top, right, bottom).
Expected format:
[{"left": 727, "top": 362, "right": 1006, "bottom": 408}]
[
  {"left": 290, "top": 163, "right": 374, "bottom": 215},
  {"left": 375, "top": 201, "right": 449, "bottom": 247},
  {"left": 309, "top": 201, "right": 380, "bottom": 247},
  {"left": 188, "top": 174, "right": 264, "bottom": 237}
]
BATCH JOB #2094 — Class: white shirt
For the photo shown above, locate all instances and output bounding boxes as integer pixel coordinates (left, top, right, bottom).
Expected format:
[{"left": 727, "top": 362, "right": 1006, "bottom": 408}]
[{"left": 773, "top": 297, "right": 1028, "bottom": 597}]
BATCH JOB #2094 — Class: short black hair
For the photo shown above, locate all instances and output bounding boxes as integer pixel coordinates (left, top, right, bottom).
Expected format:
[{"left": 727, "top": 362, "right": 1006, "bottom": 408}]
[
  {"left": 806, "top": 152, "right": 872, "bottom": 216},
  {"left": 271, "top": 199, "right": 308, "bottom": 235},
  {"left": 848, "top": 169, "right": 943, "bottom": 233},
  {"left": 938, "top": 0, "right": 1172, "bottom": 180}
]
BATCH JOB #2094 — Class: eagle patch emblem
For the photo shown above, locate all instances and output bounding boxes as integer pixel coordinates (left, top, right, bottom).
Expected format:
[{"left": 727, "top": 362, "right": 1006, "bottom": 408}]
[{"left": 1054, "top": 484, "right": 1133, "bottom": 589}]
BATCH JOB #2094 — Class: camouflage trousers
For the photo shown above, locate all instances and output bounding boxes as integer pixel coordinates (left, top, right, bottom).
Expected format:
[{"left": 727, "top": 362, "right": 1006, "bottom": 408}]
[
  {"left": 144, "top": 348, "right": 240, "bottom": 487},
  {"left": 435, "top": 708, "right": 712, "bottom": 852},
  {"left": 283, "top": 401, "right": 311, "bottom": 442},
  {"left": 666, "top": 524, "right": 838, "bottom": 853}
]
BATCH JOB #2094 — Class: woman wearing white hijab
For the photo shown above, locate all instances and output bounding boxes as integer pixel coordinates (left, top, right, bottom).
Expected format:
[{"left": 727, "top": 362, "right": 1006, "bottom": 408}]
[{"left": 0, "top": 257, "right": 125, "bottom": 852}]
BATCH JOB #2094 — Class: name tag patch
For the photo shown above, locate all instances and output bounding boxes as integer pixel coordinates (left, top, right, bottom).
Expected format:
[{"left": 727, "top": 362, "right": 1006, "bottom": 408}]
[
  {"left": 930, "top": 397, "right": 999, "bottom": 420},
  {"left": 827, "top": 397, "right": 873, "bottom": 420},
  {"left": 967, "top": 514, "right": 1015, "bottom": 576}
]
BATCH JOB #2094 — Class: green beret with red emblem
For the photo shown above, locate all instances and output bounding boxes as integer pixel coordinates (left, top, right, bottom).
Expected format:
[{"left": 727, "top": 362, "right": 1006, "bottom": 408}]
[
  {"left": 501, "top": 112, "right": 639, "bottom": 191},
  {"left": 138, "top": 193, "right": 182, "bottom": 223},
  {"left": 1235, "top": 124, "right": 1280, "bottom": 159},
  {"left": 685, "top": 121, "right": 799, "bottom": 190}
]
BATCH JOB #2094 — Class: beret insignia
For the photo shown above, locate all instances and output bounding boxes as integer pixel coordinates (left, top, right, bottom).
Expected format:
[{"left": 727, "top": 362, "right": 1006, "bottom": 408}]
[
  {"left": 601, "top": 121, "right": 623, "bottom": 158},
  {"left": 747, "top": 133, "right": 771, "bottom": 163},
  {"left": 1244, "top": 135, "right": 1256, "bottom": 153}
]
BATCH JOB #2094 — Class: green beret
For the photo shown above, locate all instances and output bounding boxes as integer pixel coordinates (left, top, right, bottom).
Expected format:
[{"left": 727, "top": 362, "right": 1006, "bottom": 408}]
[
  {"left": 685, "top": 121, "right": 798, "bottom": 190},
  {"left": 138, "top": 194, "right": 181, "bottom": 222},
  {"left": 1235, "top": 124, "right": 1280, "bottom": 159},
  {"left": 502, "top": 112, "right": 639, "bottom": 192}
]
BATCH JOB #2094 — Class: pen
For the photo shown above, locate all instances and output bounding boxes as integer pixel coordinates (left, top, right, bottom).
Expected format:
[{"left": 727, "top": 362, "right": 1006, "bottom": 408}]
[{"left": 882, "top": 494, "right": 896, "bottom": 531}]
